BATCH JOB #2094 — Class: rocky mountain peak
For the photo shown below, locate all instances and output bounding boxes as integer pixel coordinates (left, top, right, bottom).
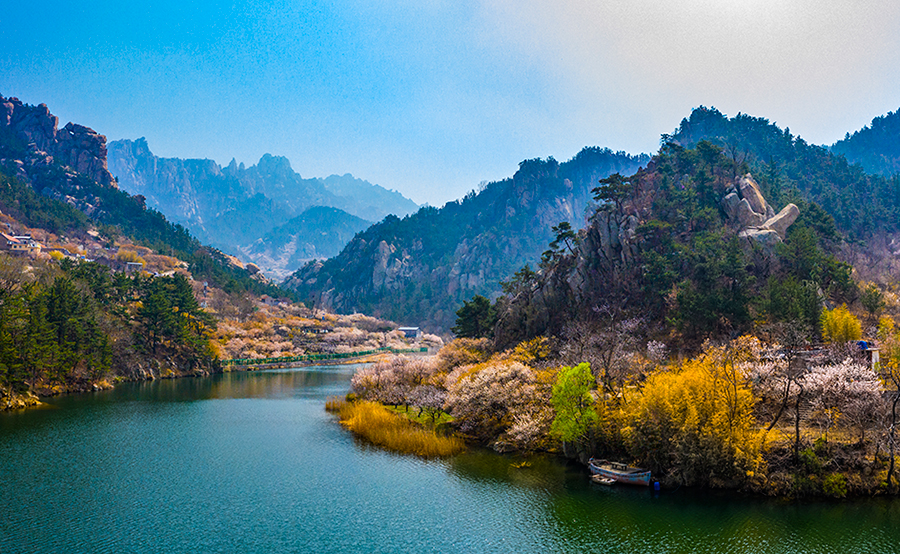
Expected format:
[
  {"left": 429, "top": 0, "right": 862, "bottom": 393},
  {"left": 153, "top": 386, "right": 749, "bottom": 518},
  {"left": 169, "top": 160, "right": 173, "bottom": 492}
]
[{"left": 0, "top": 95, "right": 115, "bottom": 187}]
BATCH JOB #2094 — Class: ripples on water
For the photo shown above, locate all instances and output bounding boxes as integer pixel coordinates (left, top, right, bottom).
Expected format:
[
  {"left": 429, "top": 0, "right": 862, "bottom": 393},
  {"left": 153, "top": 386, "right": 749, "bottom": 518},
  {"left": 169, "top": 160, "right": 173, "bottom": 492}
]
[{"left": 2, "top": 366, "right": 899, "bottom": 554}]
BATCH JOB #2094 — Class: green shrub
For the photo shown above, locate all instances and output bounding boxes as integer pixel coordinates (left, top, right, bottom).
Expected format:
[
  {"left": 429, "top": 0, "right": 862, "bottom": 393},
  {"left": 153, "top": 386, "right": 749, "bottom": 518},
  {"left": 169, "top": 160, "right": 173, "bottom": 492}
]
[
  {"left": 822, "top": 473, "right": 848, "bottom": 498},
  {"left": 799, "top": 448, "right": 823, "bottom": 474}
]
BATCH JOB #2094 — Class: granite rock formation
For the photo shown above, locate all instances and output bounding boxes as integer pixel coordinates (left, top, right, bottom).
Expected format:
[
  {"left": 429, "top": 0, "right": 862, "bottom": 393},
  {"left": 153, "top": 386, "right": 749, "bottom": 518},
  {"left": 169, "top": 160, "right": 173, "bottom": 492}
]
[
  {"left": 722, "top": 174, "right": 798, "bottom": 248},
  {"left": 1, "top": 95, "right": 115, "bottom": 187}
]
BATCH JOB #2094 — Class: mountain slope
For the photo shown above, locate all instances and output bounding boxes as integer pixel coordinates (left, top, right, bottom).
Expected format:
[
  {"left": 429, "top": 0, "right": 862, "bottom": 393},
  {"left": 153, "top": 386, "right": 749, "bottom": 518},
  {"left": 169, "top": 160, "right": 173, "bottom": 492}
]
[
  {"left": 242, "top": 206, "right": 371, "bottom": 280},
  {"left": 0, "top": 94, "right": 278, "bottom": 296},
  {"left": 831, "top": 109, "right": 900, "bottom": 177},
  {"left": 282, "top": 148, "right": 649, "bottom": 332},
  {"left": 108, "top": 139, "right": 418, "bottom": 276}
]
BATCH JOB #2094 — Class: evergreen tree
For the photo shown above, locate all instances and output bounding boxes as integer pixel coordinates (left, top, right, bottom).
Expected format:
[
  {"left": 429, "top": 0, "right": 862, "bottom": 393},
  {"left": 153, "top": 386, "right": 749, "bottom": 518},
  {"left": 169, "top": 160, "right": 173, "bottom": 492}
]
[{"left": 452, "top": 295, "right": 497, "bottom": 339}]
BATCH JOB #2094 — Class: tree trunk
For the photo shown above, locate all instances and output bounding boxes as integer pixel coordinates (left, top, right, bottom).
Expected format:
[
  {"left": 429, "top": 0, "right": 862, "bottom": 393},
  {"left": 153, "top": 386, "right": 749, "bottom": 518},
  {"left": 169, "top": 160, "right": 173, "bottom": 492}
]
[
  {"left": 794, "top": 383, "right": 804, "bottom": 460},
  {"left": 888, "top": 393, "right": 898, "bottom": 490}
]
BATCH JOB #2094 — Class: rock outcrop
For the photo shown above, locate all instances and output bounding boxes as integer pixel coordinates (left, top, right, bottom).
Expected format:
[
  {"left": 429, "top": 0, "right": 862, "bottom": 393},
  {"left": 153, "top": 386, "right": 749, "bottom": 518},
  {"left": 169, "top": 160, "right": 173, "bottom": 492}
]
[
  {"left": 762, "top": 204, "right": 800, "bottom": 238},
  {"left": 1, "top": 95, "right": 115, "bottom": 187},
  {"left": 722, "top": 174, "right": 799, "bottom": 248}
]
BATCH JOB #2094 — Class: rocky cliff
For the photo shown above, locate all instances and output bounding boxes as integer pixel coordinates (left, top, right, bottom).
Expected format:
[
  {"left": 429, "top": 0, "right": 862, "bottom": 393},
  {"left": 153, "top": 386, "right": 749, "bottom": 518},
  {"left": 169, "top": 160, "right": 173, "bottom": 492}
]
[
  {"left": 1, "top": 95, "right": 115, "bottom": 188},
  {"left": 108, "top": 138, "right": 418, "bottom": 276}
]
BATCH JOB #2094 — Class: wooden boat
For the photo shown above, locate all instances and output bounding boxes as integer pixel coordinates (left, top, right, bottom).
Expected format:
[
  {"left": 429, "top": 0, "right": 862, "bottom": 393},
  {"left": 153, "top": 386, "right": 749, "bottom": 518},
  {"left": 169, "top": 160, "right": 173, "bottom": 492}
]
[
  {"left": 588, "top": 458, "right": 651, "bottom": 486},
  {"left": 591, "top": 474, "right": 617, "bottom": 485}
]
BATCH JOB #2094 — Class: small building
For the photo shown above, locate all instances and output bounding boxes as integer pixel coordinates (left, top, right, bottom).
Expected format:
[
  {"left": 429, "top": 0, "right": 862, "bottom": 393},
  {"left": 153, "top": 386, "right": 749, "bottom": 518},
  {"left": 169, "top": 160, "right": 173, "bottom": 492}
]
[
  {"left": 1, "top": 233, "right": 41, "bottom": 255},
  {"left": 398, "top": 327, "right": 422, "bottom": 340},
  {"left": 125, "top": 261, "right": 144, "bottom": 274}
]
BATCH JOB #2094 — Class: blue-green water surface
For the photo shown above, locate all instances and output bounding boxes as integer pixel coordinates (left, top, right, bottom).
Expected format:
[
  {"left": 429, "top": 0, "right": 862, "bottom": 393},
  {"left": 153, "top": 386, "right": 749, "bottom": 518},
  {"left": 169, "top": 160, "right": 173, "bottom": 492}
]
[{"left": 2, "top": 365, "right": 899, "bottom": 553}]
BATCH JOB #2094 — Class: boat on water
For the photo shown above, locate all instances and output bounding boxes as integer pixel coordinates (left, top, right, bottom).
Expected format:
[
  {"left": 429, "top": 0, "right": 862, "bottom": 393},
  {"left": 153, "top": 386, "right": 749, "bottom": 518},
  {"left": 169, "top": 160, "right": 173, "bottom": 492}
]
[{"left": 588, "top": 458, "right": 651, "bottom": 486}]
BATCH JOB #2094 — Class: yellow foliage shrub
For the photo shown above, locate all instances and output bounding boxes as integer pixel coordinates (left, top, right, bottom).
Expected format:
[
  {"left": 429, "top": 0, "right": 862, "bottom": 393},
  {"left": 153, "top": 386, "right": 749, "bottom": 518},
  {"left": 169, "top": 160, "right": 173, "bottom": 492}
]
[
  {"left": 820, "top": 305, "right": 862, "bottom": 344},
  {"left": 877, "top": 315, "right": 896, "bottom": 342},
  {"left": 506, "top": 337, "right": 551, "bottom": 364},
  {"left": 622, "top": 339, "right": 764, "bottom": 486}
]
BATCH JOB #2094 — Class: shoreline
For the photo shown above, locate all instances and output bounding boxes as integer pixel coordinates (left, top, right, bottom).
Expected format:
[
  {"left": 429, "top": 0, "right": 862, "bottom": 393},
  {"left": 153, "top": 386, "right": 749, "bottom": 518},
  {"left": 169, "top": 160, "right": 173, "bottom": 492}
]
[{"left": 0, "top": 351, "right": 405, "bottom": 413}]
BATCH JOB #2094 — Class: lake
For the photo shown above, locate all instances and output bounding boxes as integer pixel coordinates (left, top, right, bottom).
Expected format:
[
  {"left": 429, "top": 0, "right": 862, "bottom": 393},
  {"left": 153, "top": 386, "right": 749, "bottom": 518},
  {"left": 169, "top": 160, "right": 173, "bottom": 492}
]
[{"left": 2, "top": 365, "right": 899, "bottom": 553}]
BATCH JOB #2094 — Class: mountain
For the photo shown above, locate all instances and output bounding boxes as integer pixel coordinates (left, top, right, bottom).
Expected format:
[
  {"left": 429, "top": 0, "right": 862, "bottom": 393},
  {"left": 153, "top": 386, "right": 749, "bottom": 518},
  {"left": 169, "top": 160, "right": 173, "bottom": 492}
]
[
  {"left": 831, "top": 109, "right": 900, "bottom": 177},
  {"left": 491, "top": 106, "right": 900, "bottom": 350},
  {"left": 0, "top": 94, "right": 278, "bottom": 296},
  {"left": 282, "top": 148, "right": 650, "bottom": 332},
  {"left": 242, "top": 206, "right": 372, "bottom": 280},
  {"left": 666, "top": 106, "right": 900, "bottom": 241},
  {"left": 107, "top": 139, "right": 418, "bottom": 275},
  {"left": 492, "top": 141, "right": 850, "bottom": 350}
]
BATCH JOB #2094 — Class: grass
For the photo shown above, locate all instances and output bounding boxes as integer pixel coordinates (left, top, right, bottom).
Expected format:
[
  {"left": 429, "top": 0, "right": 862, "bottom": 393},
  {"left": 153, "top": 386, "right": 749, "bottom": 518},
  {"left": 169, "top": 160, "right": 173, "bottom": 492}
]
[{"left": 326, "top": 397, "right": 465, "bottom": 457}]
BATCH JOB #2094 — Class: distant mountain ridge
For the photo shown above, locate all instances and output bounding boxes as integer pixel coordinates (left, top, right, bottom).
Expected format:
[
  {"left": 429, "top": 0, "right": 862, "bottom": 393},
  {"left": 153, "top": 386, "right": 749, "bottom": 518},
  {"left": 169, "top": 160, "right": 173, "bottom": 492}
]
[
  {"left": 831, "top": 109, "right": 900, "bottom": 177},
  {"left": 107, "top": 138, "right": 417, "bottom": 277},
  {"left": 241, "top": 206, "right": 371, "bottom": 276},
  {"left": 0, "top": 93, "right": 279, "bottom": 296},
  {"left": 283, "top": 148, "right": 650, "bottom": 332}
]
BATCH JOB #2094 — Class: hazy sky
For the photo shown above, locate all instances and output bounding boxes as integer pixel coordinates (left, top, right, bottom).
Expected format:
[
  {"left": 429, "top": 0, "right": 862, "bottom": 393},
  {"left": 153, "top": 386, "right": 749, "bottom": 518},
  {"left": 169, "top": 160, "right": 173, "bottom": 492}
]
[{"left": 3, "top": 0, "right": 899, "bottom": 205}]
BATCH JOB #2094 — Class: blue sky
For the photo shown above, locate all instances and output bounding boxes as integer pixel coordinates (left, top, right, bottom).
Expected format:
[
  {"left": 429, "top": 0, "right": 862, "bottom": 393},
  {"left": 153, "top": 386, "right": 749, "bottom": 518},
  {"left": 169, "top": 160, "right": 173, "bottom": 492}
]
[{"left": 3, "top": 0, "right": 900, "bottom": 205}]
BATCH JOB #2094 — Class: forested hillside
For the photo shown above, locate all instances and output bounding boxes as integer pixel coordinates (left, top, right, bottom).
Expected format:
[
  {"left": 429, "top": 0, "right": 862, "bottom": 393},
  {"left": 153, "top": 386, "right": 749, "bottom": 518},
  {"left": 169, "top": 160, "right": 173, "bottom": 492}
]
[
  {"left": 831, "top": 109, "right": 900, "bottom": 177},
  {"left": 667, "top": 106, "right": 900, "bottom": 241},
  {"left": 492, "top": 140, "right": 853, "bottom": 350},
  {"left": 0, "top": 94, "right": 274, "bottom": 407},
  {"left": 283, "top": 148, "right": 649, "bottom": 332},
  {"left": 361, "top": 112, "right": 900, "bottom": 495}
]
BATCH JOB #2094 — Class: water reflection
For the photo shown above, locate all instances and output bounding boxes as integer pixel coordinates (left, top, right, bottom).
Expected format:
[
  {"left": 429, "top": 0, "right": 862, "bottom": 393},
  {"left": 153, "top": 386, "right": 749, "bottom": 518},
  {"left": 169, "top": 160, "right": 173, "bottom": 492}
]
[
  {"left": 54, "top": 365, "right": 360, "bottom": 405},
  {"left": 2, "top": 365, "right": 900, "bottom": 554}
]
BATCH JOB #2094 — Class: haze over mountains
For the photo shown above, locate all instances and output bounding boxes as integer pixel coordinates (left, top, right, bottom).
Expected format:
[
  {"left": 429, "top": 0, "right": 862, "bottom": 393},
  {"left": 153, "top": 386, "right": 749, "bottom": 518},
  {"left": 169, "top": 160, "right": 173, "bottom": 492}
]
[
  {"left": 108, "top": 138, "right": 419, "bottom": 279},
  {"left": 283, "top": 148, "right": 651, "bottom": 331},
  {"left": 6, "top": 90, "right": 900, "bottom": 339},
  {"left": 285, "top": 106, "right": 900, "bottom": 334}
]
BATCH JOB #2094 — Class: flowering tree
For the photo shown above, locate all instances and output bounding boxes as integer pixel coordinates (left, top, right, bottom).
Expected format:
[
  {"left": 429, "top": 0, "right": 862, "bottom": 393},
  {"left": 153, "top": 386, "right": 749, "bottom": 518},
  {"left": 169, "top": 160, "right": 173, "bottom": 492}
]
[
  {"left": 408, "top": 385, "right": 447, "bottom": 423},
  {"left": 351, "top": 356, "right": 438, "bottom": 408},
  {"left": 559, "top": 310, "right": 644, "bottom": 393},
  {"left": 802, "top": 360, "right": 883, "bottom": 443},
  {"left": 444, "top": 361, "right": 542, "bottom": 445}
]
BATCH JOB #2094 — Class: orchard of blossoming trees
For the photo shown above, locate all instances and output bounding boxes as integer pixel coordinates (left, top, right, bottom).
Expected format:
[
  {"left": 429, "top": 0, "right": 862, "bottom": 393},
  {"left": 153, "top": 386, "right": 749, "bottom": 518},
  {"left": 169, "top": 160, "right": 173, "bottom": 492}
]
[
  {"left": 347, "top": 312, "right": 900, "bottom": 497},
  {"left": 344, "top": 126, "right": 900, "bottom": 497}
]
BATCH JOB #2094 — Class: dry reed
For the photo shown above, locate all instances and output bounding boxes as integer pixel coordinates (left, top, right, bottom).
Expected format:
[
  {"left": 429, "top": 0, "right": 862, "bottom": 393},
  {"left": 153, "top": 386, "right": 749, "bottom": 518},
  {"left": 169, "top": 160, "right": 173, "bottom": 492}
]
[{"left": 327, "top": 398, "right": 464, "bottom": 457}]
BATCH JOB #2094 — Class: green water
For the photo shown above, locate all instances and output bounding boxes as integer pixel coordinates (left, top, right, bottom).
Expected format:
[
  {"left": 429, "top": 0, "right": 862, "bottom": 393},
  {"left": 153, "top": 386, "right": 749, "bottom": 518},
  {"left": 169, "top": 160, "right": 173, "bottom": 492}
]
[{"left": 1, "top": 366, "right": 898, "bottom": 553}]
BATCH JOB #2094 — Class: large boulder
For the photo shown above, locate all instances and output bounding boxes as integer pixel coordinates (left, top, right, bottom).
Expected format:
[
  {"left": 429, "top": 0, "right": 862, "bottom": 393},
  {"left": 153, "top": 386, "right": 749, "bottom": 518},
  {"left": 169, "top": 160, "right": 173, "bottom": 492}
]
[
  {"left": 737, "top": 174, "right": 769, "bottom": 216},
  {"left": 722, "top": 192, "right": 741, "bottom": 221},
  {"left": 762, "top": 203, "right": 799, "bottom": 239},
  {"left": 739, "top": 228, "right": 782, "bottom": 251},
  {"left": 735, "top": 198, "right": 766, "bottom": 228},
  {"left": 722, "top": 174, "right": 799, "bottom": 252}
]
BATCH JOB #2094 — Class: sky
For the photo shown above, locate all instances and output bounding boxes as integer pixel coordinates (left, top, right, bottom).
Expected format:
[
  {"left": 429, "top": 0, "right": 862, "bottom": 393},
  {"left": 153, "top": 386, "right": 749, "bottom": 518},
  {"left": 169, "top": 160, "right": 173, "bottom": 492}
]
[{"left": 3, "top": 0, "right": 900, "bottom": 206}]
